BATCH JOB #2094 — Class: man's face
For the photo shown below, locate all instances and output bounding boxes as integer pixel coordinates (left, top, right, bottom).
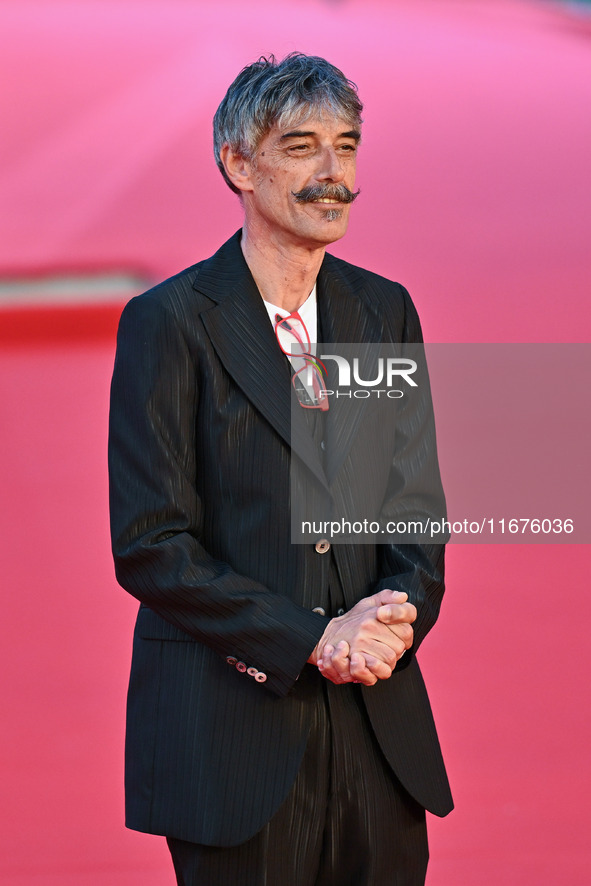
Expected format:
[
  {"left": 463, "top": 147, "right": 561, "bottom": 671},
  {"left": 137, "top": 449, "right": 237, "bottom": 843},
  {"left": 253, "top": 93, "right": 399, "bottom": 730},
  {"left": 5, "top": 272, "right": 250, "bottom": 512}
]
[{"left": 242, "top": 114, "right": 360, "bottom": 250}]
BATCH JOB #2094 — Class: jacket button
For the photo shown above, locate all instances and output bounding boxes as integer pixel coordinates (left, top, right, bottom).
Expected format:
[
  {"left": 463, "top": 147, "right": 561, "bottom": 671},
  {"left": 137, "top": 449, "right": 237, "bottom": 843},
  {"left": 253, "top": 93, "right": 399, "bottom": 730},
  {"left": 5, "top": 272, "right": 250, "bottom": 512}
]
[
  {"left": 236, "top": 661, "right": 247, "bottom": 673},
  {"left": 312, "top": 606, "right": 326, "bottom": 616},
  {"left": 254, "top": 672, "right": 267, "bottom": 683},
  {"left": 337, "top": 608, "right": 345, "bottom": 616},
  {"left": 226, "top": 656, "right": 238, "bottom": 666},
  {"left": 247, "top": 667, "right": 258, "bottom": 677},
  {"left": 315, "top": 538, "right": 330, "bottom": 554}
]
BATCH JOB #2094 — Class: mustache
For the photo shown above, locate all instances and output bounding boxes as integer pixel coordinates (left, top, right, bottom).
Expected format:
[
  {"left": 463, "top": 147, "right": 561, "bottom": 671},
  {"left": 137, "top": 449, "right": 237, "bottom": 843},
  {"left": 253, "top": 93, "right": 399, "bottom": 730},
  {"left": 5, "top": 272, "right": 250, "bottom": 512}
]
[{"left": 291, "top": 184, "right": 361, "bottom": 204}]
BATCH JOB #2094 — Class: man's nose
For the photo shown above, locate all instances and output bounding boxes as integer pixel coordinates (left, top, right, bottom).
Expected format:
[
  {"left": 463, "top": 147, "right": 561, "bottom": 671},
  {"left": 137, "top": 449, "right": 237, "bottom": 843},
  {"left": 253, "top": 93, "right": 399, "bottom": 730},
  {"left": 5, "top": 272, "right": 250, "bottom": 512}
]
[{"left": 315, "top": 147, "right": 346, "bottom": 183}]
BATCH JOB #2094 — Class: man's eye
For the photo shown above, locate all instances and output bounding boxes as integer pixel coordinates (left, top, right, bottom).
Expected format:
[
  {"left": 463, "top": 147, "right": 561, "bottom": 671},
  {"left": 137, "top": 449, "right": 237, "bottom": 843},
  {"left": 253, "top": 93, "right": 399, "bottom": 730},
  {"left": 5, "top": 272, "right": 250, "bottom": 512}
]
[{"left": 288, "top": 144, "right": 311, "bottom": 152}]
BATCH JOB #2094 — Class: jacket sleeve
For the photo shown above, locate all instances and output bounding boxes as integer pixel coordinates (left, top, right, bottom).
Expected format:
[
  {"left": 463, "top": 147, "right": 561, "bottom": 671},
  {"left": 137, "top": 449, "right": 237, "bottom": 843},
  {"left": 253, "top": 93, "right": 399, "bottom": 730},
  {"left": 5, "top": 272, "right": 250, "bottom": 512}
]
[
  {"left": 373, "top": 284, "right": 447, "bottom": 666},
  {"left": 108, "top": 294, "right": 328, "bottom": 697}
]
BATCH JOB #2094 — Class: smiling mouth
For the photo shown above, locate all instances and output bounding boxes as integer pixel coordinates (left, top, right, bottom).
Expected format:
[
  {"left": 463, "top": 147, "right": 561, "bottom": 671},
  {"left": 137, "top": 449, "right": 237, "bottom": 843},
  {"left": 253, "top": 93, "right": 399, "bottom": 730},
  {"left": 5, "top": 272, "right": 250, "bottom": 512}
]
[{"left": 291, "top": 185, "right": 360, "bottom": 205}]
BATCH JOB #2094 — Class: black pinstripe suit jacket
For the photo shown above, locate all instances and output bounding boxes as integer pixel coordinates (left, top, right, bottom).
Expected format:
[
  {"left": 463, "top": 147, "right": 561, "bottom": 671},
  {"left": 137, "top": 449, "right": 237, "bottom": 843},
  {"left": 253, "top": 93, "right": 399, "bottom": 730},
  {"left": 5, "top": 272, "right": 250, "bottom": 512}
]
[{"left": 108, "top": 230, "right": 453, "bottom": 846}]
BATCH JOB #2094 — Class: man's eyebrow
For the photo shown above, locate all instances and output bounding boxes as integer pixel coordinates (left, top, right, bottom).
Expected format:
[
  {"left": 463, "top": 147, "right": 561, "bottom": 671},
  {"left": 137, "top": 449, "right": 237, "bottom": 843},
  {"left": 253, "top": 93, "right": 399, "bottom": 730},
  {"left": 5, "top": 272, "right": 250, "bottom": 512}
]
[
  {"left": 279, "top": 129, "right": 361, "bottom": 141},
  {"left": 280, "top": 131, "right": 315, "bottom": 140}
]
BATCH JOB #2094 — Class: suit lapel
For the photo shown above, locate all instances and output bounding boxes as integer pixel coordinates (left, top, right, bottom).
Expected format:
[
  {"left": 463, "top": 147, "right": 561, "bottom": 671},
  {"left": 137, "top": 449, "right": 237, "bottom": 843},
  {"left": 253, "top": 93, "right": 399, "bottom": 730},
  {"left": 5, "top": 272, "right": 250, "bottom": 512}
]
[
  {"left": 194, "top": 232, "right": 329, "bottom": 491},
  {"left": 317, "top": 255, "right": 384, "bottom": 484}
]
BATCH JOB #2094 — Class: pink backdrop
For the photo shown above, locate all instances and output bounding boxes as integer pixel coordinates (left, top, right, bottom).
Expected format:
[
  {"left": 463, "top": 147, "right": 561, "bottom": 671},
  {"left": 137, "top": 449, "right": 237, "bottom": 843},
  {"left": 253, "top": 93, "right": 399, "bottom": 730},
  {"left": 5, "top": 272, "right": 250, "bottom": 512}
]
[{"left": 1, "top": 1, "right": 590, "bottom": 883}]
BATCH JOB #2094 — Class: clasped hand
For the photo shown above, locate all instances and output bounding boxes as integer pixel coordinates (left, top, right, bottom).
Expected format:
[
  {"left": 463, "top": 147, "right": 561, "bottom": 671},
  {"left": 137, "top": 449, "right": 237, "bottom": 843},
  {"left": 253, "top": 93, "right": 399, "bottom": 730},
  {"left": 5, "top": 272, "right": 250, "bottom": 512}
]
[{"left": 308, "top": 590, "right": 416, "bottom": 686}]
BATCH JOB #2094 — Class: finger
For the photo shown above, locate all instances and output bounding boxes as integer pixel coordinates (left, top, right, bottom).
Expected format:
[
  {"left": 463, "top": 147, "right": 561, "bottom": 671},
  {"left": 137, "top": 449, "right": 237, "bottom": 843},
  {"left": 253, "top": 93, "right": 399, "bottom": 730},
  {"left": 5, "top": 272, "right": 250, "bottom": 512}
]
[
  {"left": 349, "top": 652, "right": 378, "bottom": 686},
  {"left": 331, "top": 641, "right": 352, "bottom": 680},
  {"left": 316, "top": 644, "right": 333, "bottom": 673},
  {"left": 359, "top": 654, "right": 394, "bottom": 681},
  {"left": 317, "top": 655, "right": 344, "bottom": 684},
  {"left": 376, "top": 631, "right": 409, "bottom": 660},
  {"left": 372, "top": 589, "right": 408, "bottom": 605},
  {"left": 384, "top": 621, "right": 414, "bottom": 649},
  {"left": 376, "top": 602, "right": 417, "bottom": 624},
  {"left": 318, "top": 643, "right": 335, "bottom": 666},
  {"left": 351, "top": 589, "right": 408, "bottom": 613},
  {"left": 352, "top": 632, "right": 406, "bottom": 668},
  {"left": 318, "top": 643, "right": 349, "bottom": 684}
]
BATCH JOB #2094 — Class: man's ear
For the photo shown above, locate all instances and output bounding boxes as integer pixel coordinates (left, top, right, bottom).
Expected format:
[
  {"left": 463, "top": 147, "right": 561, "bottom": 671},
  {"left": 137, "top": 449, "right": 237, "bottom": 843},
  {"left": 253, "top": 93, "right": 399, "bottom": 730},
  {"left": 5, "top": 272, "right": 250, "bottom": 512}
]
[{"left": 220, "top": 144, "right": 255, "bottom": 194}]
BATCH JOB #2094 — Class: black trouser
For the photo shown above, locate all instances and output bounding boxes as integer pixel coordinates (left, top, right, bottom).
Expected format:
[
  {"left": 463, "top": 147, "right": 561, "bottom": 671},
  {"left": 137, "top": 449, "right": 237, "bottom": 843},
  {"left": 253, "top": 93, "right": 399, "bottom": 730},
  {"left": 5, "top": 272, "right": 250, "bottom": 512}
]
[{"left": 167, "top": 678, "right": 429, "bottom": 886}]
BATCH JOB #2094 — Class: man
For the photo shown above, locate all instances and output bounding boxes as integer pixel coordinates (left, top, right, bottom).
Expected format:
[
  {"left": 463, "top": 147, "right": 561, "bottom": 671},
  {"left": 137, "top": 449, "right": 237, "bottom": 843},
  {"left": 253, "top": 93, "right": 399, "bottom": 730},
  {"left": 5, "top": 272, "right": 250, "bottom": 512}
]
[{"left": 109, "top": 53, "right": 452, "bottom": 886}]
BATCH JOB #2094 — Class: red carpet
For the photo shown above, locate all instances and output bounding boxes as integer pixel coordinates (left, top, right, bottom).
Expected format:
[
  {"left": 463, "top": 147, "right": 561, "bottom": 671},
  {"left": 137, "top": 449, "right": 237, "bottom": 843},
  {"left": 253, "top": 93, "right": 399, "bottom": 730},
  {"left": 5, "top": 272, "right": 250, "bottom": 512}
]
[{"left": 2, "top": 0, "right": 590, "bottom": 883}]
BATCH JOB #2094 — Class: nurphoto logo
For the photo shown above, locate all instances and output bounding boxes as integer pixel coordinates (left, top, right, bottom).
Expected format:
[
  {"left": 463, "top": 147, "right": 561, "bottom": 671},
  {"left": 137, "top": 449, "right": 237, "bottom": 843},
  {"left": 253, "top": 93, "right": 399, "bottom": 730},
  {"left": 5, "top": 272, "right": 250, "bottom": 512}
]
[{"left": 316, "top": 355, "right": 418, "bottom": 400}]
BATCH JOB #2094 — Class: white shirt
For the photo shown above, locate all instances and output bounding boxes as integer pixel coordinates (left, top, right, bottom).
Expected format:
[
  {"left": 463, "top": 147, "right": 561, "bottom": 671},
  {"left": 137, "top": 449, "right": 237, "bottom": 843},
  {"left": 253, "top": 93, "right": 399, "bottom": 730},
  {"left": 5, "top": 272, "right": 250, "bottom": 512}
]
[
  {"left": 262, "top": 284, "right": 318, "bottom": 350},
  {"left": 263, "top": 285, "right": 319, "bottom": 403}
]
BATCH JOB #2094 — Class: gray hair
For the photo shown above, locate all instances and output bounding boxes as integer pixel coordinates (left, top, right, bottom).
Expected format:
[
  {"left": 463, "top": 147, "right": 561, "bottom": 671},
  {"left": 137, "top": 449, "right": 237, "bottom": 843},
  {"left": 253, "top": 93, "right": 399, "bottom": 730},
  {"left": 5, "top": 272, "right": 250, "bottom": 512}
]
[{"left": 213, "top": 52, "right": 363, "bottom": 195}]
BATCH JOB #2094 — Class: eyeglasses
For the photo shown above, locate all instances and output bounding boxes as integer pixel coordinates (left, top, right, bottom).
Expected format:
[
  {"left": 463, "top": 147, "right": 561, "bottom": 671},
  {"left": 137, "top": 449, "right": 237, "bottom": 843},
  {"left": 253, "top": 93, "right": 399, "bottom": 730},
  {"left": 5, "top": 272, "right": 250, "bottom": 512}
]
[{"left": 274, "top": 312, "right": 329, "bottom": 411}]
